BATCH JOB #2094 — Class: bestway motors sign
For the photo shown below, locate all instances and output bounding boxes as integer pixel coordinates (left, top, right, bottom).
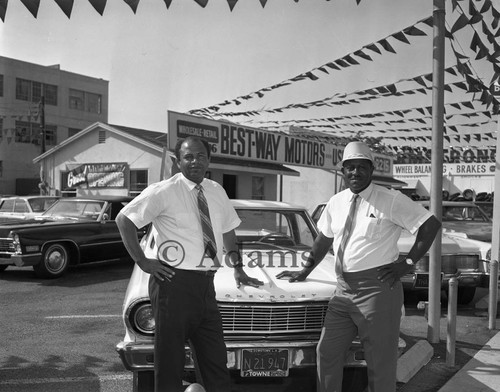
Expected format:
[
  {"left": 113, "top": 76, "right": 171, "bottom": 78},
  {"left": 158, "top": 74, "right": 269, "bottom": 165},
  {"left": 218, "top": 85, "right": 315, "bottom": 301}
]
[{"left": 167, "top": 111, "right": 392, "bottom": 175}]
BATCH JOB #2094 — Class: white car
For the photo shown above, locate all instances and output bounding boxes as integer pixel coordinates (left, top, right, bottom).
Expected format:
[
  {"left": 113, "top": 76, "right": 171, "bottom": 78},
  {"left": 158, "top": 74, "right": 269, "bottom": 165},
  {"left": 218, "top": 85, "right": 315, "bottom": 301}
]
[
  {"left": 0, "top": 196, "right": 59, "bottom": 222},
  {"left": 116, "top": 200, "right": 406, "bottom": 390},
  {"left": 311, "top": 202, "right": 491, "bottom": 305}
]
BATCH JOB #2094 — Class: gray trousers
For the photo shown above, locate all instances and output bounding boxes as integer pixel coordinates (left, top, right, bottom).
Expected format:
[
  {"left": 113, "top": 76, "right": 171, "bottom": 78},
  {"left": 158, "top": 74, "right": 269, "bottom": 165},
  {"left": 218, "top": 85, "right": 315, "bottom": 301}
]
[{"left": 317, "top": 265, "right": 403, "bottom": 392}]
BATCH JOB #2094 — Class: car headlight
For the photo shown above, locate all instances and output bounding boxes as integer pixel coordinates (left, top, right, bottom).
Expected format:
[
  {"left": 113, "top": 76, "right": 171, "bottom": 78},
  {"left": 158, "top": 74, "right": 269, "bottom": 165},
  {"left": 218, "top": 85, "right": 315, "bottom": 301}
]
[
  {"left": 9, "top": 232, "right": 22, "bottom": 255},
  {"left": 486, "top": 248, "right": 491, "bottom": 261},
  {"left": 128, "top": 302, "right": 155, "bottom": 336}
]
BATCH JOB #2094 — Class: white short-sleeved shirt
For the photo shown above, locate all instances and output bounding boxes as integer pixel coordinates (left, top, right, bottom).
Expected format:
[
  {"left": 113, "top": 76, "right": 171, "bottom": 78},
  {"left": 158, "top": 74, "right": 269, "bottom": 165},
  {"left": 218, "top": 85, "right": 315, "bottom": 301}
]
[
  {"left": 120, "top": 173, "right": 241, "bottom": 271},
  {"left": 317, "top": 183, "right": 433, "bottom": 272}
]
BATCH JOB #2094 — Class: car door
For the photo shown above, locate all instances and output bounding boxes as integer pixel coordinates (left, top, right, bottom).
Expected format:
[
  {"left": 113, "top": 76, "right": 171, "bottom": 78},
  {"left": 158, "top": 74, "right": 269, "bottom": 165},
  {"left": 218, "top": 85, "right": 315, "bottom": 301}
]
[{"left": 78, "top": 201, "right": 130, "bottom": 263}]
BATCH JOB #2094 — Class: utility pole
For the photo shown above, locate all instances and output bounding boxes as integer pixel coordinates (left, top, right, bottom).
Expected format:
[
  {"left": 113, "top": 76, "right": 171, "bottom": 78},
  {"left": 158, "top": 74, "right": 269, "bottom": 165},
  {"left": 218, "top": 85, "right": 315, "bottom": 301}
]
[
  {"left": 428, "top": 0, "right": 445, "bottom": 343},
  {"left": 40, "top": 95, "right": 45, "bottom": 154}
]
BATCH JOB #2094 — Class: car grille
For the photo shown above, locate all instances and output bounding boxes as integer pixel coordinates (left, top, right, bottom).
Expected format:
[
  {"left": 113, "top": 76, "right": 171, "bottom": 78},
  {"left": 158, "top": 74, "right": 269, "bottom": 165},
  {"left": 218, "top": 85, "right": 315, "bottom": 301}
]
[
  {"left": 219, "top": 302, "right": 328, "bottom": 334},
  {"left": 0, "top": 238, "right": 14, "bottom": 254}
]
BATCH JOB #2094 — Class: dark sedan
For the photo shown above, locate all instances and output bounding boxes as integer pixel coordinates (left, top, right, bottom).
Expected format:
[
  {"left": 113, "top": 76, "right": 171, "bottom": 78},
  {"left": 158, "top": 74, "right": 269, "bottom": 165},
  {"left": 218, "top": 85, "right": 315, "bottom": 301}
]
[{"left": 0, "top": 196, "right": 139, "bottom": 278}]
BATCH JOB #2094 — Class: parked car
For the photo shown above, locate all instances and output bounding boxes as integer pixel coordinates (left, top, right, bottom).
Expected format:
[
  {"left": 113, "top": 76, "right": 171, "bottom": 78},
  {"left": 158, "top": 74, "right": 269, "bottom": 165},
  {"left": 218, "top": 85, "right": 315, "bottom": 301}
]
[
  {"left": 116, "top": 199, "right": 406, "bottom": 391},
  {"left": 311, "top": 202, "right": 491, "bottom": 305},
  {"left": 417, "top": 200, "right": 492, "bottom": 243},
  {"left": 0, "top": 195, "right": 60, "bottom": 223},
  {"left": 0, "top": 196, "right": 140, "bottom": 278}
]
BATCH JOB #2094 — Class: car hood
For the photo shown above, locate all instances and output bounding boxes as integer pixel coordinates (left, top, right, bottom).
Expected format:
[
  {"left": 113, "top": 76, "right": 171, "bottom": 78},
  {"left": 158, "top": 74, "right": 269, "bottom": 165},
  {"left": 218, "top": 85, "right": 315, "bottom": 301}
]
[
  {"left": 0, "top": 218, "right": 78, "bottom": 232},
  {"left": 123, "top": 247, "right": 338, "bottom": 309},
  {"left": 442, "top": 222, "right": 492, "bottom": 242},
  {"left": 398, "top": 230, "right": 486, "bottom": 255}
]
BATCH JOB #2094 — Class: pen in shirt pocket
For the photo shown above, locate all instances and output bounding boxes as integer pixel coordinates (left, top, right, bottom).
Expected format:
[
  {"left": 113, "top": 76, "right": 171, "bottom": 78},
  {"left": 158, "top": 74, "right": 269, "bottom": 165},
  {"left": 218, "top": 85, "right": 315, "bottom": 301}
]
[{"left": 370, "top": 213, "right": 382, "bottom": 224}]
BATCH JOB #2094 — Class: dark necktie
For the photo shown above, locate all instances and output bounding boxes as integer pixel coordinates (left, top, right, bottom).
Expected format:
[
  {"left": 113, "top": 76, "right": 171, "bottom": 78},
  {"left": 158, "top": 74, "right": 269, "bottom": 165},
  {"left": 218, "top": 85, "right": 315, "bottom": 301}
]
[
  {"left": 195, "top": 184, "right": 217, "bottom": 260},
  {"left": 335, "top": 194, "right": 359, "bottom": 277}
]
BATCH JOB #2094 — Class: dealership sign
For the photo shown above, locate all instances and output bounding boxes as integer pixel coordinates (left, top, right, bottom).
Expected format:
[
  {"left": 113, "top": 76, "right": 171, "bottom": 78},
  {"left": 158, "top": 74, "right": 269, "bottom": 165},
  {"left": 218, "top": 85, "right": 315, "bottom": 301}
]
[
  {"left": 67, "top": 163, "right": 127, "bottom": 188},
  {"left": 167, "top": 111, "right": 392, "bottom": 175},
  {"left": 394, "top": 163, "right": 496, "bottom": 177}
]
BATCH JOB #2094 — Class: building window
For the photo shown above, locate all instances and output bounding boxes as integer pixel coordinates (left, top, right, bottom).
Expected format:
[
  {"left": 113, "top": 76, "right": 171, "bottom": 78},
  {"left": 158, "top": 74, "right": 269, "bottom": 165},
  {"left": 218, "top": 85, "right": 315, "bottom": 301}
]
[
  {"left": 69, "top": 88, "right": 102, "bottom": 114},
  {"left": 129, "top": 170, "right": 148, "bottom": 197},
  {"left": 44, "top": 125, "right": 57, "bottom": 146},
  {"left": 0, "top": 74, "right": 4, "bottom": 97},
  {"left": 15, "top": 78, "right": 58, "bottom": 105},
  {"left": 0, "top": 161, "right": 3, "bottom": 178},
  {"left": 86, "top": 92, "right": 101, "bottom": 113},
  {"left": 252, "top": 176, "right": 265, "bottom": 200},
  {"left": 15, "top": 121, "right": 57, "bottom": 146}
]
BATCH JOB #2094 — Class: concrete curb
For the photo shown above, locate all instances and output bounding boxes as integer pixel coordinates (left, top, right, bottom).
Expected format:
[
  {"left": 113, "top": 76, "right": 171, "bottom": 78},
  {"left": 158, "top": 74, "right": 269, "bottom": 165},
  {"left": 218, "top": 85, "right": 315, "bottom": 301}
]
[{"left": 396, "top": 340, "right": 434, "bottom": 383}]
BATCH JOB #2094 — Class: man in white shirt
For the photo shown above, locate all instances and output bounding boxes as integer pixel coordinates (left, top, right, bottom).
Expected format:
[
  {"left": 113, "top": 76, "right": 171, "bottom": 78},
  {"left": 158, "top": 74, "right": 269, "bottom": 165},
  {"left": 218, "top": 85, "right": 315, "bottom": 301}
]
[
  {"left": 277, "top": 141, "right": 440, "bottom": 392},
  {"left": 117, "top": 136, "right": 263, "bottom": 392}
]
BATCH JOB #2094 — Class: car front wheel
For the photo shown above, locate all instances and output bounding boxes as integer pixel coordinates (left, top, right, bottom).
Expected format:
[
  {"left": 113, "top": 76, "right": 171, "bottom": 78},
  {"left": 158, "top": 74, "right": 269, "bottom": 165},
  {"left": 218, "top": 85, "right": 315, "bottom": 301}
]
[{"left": 34, "top": 243, "right": 70, "bottom": 279}]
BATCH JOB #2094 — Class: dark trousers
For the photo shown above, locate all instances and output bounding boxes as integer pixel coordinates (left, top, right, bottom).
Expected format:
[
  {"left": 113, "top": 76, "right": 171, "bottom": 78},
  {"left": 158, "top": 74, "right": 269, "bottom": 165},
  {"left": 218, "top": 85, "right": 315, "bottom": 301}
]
[
  {"left": 149, "top": 269, "right": 230, "bottom": 392},
  {"left": 316, "top": 265, "right": 403, "bottom": 392}
]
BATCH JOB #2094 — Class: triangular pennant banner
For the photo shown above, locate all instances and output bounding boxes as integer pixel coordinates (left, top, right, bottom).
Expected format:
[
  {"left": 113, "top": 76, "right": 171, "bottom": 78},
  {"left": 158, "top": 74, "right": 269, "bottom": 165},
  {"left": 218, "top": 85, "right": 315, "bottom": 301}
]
[
  {"left": 194, "top": 0, "right": 208, "bottom": 8},
  {"left": 0, "top": 0, "right": 7, "bottom": 22},
  {"left": 20, "top": 0, "right": 39, "bottom": 18},
  {"left": 403, "top": 25, "right": 427, "bottom": 36},
  {"left": 88, "top": 0, "right": 107, "bottom": 15},
  {"left": 451, "top": 13, "right": 470, "bottom": 34},
  {"left": 392, "top": 31, "right": 410, "bottom": 44},
  {"left": 227, "top": 0, "right": 238, "bottom": 11},
  {"left": 379, "top": 39, "right": 396, "bottom": 54},
  {"left": 54, "top": 0, "right": 74, "bottom": 18},
  {"left": 123, "top": 0, "right": 140, "bottom": 13}
]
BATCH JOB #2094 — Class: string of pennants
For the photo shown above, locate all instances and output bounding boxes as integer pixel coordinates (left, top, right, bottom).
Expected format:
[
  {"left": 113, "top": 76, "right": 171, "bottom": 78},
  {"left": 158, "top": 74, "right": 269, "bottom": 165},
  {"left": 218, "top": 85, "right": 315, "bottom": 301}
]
[
  {"left": 0, "top": 0, "right": 364, "bottom": 22},
  {"left": 189, "top": 1, "right": 500, "bottom": 119},
  {"left": 192, "top": 67, "right": 495, "bottom": 118},
  {"left": 188, "top": 15, "right": 439, "bottom": 116},
  {"left": 185, "top": 0, "right": 500, "bottom": 154}
]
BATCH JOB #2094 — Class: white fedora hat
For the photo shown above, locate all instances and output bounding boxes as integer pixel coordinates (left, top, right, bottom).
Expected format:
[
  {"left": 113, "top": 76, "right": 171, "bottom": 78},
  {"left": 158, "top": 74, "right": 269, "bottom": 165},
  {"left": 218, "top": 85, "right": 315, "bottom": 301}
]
[{"left": 340, "top": 141, "right": 373, "bottom": 166}]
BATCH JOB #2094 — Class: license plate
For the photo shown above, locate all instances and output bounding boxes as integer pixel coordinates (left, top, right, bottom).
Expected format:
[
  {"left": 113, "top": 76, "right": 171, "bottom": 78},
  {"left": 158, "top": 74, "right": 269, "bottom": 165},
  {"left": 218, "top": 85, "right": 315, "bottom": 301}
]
[
  {"left": 241, "top": 348, "right": 289, "bottom": 377},
  {"left": 415, "top": 273, "right": 443, "bottom": 289}
]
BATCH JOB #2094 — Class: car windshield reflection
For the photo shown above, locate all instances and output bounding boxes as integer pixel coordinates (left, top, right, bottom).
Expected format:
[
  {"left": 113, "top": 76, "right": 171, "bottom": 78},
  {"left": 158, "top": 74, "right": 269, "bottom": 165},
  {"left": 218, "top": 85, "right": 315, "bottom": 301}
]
[
  {"left": 235, "top": 208, "right": 316, "bottom": 249},
  {"left": 442, "top": 206, "right": 490, "bottom": 222},
  {"left": 41, "top": 199, "right": 106, "bottom": 221}
]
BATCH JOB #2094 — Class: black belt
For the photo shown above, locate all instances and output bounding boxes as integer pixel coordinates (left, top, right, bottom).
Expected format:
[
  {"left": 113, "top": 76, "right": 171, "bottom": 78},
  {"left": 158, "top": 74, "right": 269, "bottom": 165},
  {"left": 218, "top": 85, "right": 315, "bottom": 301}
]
[{"left": 171, "top": 267, "right": 216, "bottom": 277}]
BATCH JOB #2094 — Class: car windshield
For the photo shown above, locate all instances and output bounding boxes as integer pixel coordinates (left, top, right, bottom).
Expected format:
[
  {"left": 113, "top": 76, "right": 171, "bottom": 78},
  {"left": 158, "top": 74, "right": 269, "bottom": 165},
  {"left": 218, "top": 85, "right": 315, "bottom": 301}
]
[
  {"left": 41, "top": 199, "right": 105, "bottom": 221},
  {"left": 442, "top": 206, "right": 491, "bottom": 222},
  {"left": 28, "top": 197, "right": 59, "bottom": 212},
  {"left": 235, "top": 208, "right": 316, "bottom": 249}
]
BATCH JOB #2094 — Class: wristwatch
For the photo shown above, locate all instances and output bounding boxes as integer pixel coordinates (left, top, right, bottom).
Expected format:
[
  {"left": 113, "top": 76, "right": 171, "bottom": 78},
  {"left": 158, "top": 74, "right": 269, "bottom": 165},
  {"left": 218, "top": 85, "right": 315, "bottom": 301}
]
[{"left": 405, "top": 257, "right": 415, "bottom": 266}]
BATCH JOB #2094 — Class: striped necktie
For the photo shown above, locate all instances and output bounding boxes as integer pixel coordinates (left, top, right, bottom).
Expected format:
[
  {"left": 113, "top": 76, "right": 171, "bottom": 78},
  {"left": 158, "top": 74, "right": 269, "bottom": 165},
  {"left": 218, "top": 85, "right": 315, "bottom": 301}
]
[
  {"left": 335, "top": 194, "right": 359, "bottom": 277},
  {"left": 195, "top": 184, "right": 217, "bottom": 260}
]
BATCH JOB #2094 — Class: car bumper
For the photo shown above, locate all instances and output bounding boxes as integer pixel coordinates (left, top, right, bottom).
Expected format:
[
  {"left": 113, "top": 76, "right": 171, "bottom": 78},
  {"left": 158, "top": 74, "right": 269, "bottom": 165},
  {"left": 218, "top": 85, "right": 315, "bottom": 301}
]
[
  {"left": 116, "top": 340, "right": 367, "bottom": 373},
  {"left": 401, "top": 271, "right": 484, "bottom": 290},
  {"left": 0, "top": 254, "right": 40, "bottom": 267}
]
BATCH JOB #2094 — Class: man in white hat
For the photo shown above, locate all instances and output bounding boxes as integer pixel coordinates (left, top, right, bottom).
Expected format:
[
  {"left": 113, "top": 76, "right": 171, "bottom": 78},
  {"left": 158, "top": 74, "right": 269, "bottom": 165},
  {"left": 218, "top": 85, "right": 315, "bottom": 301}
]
[{"left": 277, "top": 141, "right": 441, "bottom": 392}]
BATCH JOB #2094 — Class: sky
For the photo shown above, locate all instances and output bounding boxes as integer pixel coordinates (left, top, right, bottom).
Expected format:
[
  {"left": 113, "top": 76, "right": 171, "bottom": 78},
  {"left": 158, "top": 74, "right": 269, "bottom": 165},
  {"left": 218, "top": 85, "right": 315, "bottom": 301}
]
[{"left": 0, "top": 0, "right": 498, "bottom": 153}]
